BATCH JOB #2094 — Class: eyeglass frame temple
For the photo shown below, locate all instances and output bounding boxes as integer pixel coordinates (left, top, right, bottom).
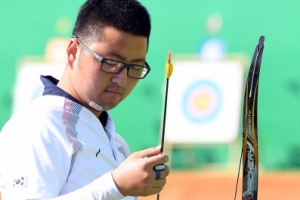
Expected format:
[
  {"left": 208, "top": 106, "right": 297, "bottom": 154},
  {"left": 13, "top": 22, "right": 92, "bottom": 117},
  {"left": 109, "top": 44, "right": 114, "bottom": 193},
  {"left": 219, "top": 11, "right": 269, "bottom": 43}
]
[{"left": 73, "top": 36, "right": 104, "bottom": 62}]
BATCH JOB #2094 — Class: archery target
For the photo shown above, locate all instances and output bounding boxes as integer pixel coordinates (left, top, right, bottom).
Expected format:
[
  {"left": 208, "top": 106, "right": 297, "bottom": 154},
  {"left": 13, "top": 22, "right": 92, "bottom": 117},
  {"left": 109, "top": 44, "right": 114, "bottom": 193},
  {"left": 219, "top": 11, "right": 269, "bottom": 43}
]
[
  {"left": 13, "top": 62, "right": 64, "bottom": 114},
  {"left": 182, "top": 80, "right": 222, "bottom": 123},
  {"left": 164, "top": 60, "right": 244, "bottom": 144},
  {"left": 12, "top": 38, "right": 68, "bottom": 114}
]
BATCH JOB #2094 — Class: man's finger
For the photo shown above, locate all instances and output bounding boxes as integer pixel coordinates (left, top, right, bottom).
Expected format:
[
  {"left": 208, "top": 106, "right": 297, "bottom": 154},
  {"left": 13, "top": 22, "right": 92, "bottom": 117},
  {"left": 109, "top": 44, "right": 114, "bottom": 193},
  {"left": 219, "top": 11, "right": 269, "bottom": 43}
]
[
  {"left": 149, "top": 185, "right": 165, "bottom": 196},
  {"left": 133, "top": 145, "right": 161, "bottom": 158}
]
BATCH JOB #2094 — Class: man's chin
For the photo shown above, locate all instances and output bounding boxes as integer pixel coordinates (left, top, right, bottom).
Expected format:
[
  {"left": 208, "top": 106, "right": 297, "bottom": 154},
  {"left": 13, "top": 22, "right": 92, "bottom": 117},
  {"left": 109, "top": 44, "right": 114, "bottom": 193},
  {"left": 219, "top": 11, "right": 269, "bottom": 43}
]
[{"left": 101, "top": 102, "right": 120, "bottom": 111}]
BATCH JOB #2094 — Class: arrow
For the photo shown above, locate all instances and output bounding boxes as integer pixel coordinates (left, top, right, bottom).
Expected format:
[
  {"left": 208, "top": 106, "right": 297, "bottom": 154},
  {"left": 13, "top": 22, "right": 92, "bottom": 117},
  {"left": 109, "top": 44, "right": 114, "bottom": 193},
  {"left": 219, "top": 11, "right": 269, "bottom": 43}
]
[{"left": 157, "top": 51, "right": 173, "bottom": 200}]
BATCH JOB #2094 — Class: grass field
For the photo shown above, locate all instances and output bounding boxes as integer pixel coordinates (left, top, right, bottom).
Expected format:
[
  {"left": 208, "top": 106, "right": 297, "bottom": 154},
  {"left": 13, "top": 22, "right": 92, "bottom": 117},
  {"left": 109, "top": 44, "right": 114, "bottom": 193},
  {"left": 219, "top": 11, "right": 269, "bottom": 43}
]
[{"left": 140, "top": 171, "right": 300, "bottom": 200}]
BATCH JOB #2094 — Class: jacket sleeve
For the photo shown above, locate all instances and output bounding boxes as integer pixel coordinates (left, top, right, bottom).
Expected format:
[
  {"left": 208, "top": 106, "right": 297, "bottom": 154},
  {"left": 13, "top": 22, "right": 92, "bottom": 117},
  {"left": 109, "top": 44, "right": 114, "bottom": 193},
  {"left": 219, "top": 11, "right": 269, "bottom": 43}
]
[{"left": 52, "top": 172, "right": 125, "bottom": 200}]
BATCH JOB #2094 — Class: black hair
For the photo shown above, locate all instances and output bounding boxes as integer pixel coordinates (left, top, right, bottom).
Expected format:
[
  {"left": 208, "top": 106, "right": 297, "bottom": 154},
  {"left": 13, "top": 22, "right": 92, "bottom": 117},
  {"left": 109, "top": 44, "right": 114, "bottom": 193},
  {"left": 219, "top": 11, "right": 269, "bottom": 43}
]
[{"left": 72, "top": 0, "right": 151, "bottom": 45}]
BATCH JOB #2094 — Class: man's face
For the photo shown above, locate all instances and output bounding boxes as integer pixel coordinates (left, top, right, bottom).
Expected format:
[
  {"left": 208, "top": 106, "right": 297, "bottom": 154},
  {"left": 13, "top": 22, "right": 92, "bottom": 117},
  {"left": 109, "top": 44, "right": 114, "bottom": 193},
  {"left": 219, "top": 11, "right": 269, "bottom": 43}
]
[{"left": 69, "top": 27, "right": 148, "bottom": 115}]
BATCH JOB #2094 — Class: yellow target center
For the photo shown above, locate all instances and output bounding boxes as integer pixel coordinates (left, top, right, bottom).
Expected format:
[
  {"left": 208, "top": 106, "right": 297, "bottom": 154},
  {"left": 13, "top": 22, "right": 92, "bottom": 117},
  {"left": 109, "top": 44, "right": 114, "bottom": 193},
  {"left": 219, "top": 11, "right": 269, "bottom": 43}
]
[{"left": 194, "top": 94, "right": 210, "bottom": 110}]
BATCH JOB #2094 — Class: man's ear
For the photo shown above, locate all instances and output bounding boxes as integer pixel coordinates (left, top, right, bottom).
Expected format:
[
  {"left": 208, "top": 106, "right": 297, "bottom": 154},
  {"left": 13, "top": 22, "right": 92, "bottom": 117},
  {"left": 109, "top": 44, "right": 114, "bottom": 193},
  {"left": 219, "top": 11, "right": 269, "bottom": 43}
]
[{"left": 66, "top": 38, "right": 79, "bottom": 69}]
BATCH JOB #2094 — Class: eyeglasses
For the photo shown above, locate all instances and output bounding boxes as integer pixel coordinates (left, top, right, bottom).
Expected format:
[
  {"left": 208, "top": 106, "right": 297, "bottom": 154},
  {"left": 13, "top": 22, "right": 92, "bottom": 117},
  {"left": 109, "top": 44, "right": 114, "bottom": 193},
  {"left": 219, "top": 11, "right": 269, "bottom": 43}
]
[{"left": 73, "top": 36, "right": 151, "bottom": 79}]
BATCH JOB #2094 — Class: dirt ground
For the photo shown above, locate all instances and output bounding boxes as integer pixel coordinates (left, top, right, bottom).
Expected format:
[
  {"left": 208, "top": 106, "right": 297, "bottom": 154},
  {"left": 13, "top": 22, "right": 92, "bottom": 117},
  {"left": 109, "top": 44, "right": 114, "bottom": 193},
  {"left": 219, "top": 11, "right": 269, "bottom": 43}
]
[
  {"left": 0, "top": 171, "right": 298, "bottom": 200},
  {"left": 139, "top": 171, "right": 300, "bottom": 200}
]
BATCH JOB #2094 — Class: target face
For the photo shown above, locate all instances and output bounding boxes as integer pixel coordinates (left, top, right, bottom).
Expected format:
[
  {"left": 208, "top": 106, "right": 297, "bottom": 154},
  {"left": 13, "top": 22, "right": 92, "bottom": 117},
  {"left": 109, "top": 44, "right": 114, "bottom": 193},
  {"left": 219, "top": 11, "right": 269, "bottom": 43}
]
[
  {"left": 13, "top": 62, "right": 64, "bottom": 113},
  {"left": 182, "top": 80, "right": 222, "bottom": 123},
  {"left": 164, "top": 60, "right": 244, "bottom": 144}
]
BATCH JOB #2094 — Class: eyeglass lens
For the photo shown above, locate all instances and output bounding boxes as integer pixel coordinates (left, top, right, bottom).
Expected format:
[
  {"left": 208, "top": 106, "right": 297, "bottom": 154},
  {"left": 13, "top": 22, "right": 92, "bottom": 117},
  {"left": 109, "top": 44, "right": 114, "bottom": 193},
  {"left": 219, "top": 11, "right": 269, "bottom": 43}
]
[{"left": 101, "top": 59, "right": 148, "bottom": 79}]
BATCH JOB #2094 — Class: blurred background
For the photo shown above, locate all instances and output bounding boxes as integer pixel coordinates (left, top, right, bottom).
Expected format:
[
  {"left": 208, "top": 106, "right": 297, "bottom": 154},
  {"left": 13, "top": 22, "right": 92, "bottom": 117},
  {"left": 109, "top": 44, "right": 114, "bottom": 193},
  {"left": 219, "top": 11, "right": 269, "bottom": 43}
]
[{"left": 1, "top": 0, "right": 300, "bottom": 199}]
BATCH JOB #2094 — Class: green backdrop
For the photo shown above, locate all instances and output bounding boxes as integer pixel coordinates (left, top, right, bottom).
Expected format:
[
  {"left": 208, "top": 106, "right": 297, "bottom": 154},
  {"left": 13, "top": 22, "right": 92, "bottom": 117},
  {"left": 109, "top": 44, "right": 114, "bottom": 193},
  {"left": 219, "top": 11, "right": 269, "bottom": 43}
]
[{"left": 1, "top": 0, "right": 300, "bottom": 171}]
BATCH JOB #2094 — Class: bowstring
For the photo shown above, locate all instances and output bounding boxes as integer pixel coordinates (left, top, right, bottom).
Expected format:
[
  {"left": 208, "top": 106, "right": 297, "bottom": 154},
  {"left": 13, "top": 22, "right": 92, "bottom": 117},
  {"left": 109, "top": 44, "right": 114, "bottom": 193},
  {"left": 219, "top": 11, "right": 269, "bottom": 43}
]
[{"left": 234, "top": 148, "right": 243, "bottom": 200}]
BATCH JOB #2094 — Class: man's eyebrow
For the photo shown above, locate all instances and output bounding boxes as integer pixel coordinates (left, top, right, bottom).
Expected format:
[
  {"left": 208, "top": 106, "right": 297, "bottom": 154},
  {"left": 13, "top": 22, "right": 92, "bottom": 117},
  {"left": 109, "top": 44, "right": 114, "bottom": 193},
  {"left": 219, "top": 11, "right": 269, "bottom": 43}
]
[{"left": 108, "top": 52, "right": 146, "bottom": 63}]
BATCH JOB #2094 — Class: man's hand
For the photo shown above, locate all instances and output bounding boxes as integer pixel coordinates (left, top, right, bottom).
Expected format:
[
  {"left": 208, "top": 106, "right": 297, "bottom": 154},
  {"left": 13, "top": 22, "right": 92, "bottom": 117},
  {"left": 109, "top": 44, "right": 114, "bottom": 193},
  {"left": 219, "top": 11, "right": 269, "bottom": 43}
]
[{"left": 111, "top": 145, "right": 170, "bottom": 197}]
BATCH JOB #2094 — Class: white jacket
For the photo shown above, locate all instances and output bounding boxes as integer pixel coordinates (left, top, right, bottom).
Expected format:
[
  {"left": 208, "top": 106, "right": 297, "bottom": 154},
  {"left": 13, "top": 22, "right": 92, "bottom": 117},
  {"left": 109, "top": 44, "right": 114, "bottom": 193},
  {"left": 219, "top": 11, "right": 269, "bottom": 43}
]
[{"left": 0, "top": 95, "right": 135, "bottom": 200}]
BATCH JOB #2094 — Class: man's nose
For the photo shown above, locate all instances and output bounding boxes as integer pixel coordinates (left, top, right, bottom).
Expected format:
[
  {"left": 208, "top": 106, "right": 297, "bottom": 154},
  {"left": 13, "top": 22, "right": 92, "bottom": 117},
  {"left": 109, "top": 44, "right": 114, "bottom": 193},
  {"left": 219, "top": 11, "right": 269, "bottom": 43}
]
[{"left": 111, "top": 67, "right": 128, "bottom": 86}]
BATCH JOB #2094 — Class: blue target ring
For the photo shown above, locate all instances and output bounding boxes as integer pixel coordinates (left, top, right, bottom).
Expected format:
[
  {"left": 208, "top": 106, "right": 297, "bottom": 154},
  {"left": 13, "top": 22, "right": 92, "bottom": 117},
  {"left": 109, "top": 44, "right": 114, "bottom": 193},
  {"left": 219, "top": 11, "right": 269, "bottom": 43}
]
[{"left": 182, "top": 80, "right": 222, "bottom": 123}]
